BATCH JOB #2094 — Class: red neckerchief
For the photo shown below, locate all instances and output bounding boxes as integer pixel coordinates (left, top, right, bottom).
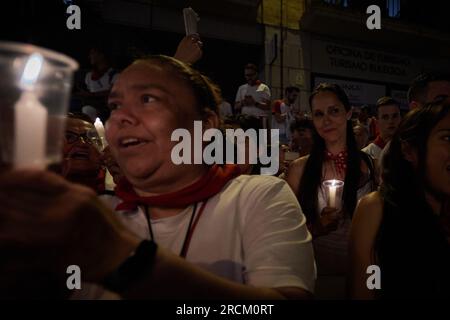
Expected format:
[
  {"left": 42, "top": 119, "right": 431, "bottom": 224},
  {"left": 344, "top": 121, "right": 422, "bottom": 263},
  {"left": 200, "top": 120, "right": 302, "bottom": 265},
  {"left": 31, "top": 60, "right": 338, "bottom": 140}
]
[
  {"left": 114, "top": 164, "right": 241, "bottom": 211},
  {"left": 325, "top": 150, "right": 348, "bottom": 176},
  {"left": 373, "top": 135, "right": 387, "bottom": 149}
]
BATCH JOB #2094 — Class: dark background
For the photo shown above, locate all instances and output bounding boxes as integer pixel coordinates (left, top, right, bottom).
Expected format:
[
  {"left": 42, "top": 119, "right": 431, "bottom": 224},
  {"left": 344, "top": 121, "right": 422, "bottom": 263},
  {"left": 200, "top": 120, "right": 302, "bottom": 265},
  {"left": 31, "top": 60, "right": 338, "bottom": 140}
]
[{"left": 1, "top": 0, "right": 263, "bottom": 104}]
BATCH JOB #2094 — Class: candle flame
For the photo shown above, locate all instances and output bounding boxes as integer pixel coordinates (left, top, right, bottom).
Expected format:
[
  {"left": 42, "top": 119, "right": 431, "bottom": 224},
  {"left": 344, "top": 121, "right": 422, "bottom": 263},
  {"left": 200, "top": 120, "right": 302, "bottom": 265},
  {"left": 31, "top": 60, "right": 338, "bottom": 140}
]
[{"left": 20, "top": 53, "right": 44, "bottom": 89}]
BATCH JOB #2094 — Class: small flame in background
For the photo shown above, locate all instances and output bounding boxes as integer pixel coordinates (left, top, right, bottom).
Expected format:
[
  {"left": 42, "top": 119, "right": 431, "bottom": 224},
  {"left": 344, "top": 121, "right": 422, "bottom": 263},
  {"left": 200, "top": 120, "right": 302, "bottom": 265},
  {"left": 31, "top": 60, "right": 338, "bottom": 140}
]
[{"left": 20, "top": 53, "right": 43, "bottom": 89}]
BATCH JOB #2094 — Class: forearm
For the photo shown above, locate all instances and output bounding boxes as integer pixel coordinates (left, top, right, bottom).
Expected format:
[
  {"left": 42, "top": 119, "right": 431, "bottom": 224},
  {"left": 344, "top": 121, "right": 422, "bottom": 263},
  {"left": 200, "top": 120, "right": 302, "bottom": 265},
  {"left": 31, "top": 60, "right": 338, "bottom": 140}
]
[{"left": 122, "top": 245, "right": 309, "bottom": 299}]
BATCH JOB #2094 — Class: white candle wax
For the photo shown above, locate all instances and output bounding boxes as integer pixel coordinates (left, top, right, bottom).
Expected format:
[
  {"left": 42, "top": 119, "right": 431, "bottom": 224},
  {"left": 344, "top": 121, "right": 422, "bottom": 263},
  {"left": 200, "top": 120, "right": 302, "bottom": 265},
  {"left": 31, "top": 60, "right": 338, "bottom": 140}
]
[
  {"left": 329, "top": 184, "right": 337, "bottom": 208},
  {"left": 14, "top": 91, "right": 48, "bottom": 169},
  {"left": 94, "top": 117, "right": 108, "bottom": 149}
]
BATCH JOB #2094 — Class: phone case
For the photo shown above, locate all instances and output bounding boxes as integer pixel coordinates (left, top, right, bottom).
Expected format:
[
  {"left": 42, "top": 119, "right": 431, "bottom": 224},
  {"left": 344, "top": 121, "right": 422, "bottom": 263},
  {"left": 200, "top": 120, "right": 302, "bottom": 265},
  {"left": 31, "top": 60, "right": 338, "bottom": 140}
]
[{"left": 183, "top": 7, "right": 199, "bottom": 36}]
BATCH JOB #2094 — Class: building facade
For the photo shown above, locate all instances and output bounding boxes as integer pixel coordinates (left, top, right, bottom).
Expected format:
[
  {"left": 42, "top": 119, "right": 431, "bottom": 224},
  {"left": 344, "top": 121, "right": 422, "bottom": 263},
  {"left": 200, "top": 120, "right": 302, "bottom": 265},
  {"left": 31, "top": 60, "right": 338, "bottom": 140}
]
[{"left": 260, "top": 0, "right": 450, "bottom": 112}]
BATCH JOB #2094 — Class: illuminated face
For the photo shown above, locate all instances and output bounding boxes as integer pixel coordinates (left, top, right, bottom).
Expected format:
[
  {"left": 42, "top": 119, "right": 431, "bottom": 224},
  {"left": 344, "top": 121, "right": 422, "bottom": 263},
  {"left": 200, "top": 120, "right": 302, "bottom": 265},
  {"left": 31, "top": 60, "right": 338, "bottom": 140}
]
[
  {"left": 311, "top": 91, "right": 351, "bottom": 145},
  {"left": 244, "top": 68, "right": 257, "bottom": 85},
  {"left": 63, "top": 118, "right": 102, "bottom": 175},
  {"left": 425, "top": 113, "right": 450, "bottom": 197},
  {"left": 102, "top": 146, "right": 123, "bottom": 184},
  {"left": 106, "top": 61, "right": 201, "bottom": 192},
  {"left": 286, "top": 90, "right": 299, "bottom": 105},
  {"left": 377, "top": 104, "right": 401, "bottom": 140},
  {"left": 292, "top": 128, "right": 313, "bottom": 154}
]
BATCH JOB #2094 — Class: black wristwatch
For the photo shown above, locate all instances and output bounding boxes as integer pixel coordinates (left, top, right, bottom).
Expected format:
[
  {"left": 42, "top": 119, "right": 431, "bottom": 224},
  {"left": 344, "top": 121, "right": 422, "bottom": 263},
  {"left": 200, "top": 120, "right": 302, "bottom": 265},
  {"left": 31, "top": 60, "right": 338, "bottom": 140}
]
[{"left": 102, "top": 240, "right": 157, "bottom": 294}]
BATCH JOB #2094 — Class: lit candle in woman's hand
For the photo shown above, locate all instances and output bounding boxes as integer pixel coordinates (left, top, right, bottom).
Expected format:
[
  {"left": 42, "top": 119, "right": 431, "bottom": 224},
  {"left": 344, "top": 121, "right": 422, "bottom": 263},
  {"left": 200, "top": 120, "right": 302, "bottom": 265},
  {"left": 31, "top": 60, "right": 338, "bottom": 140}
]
[
  {"left": 323, "top": 179, "right": 344, "bottom": 210},
  {"left": 14, "top": 53, "right": 48, "bottom": 169},
  {"left": 329, "top": 183, "right": 337, "bottom": 208}
]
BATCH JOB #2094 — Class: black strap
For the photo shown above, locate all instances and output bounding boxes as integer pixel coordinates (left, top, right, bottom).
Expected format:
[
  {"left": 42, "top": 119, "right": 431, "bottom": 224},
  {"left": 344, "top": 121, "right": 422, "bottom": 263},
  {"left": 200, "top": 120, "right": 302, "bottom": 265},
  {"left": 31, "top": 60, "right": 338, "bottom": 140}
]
[
  {"left": 143, "top": 204, "right": 198, "bottom": 257},
  {"left": 102, "top": 240, "right": 157, "bottom": 294},
  {"left": 360, "top": 151, "right": 376, "bottom": 191}
]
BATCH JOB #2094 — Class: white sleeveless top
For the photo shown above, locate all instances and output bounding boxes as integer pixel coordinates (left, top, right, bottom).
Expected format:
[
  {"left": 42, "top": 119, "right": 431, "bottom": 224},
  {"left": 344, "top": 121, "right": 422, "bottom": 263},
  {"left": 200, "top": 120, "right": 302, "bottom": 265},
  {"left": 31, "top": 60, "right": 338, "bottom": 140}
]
[
  {"left": 313, "top": 179, "right": 372, "bottom": 299},
  {"left": 314, "top": 180, "right": 372, "bottom": 276}
]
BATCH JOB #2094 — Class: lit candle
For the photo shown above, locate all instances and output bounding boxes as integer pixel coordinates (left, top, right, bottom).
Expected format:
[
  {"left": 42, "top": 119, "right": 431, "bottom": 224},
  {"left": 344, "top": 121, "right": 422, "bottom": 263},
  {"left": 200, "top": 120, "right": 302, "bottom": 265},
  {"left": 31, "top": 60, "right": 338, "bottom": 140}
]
[
  {"left": 94, "top": 117, "right": 108, "bottom": 149},
  {"left": 329, "top": 181, "right": 337, "bottom": 208},
  {"left": 14, "top": 53, "right": 48, "bottom": 169}
]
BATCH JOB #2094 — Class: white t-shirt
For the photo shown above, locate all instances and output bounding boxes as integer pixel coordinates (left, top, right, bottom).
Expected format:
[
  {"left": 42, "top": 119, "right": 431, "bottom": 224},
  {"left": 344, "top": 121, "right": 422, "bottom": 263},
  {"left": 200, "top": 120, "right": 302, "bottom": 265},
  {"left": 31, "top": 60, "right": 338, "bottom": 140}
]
[
  {"left": 362, "top": 143, "right": 383, "bottom": 160},
  {"left": 106, "top": 175, "right": 315, "bottom": 291},
  {"left": 313, "top": 179, "right": 373, "bottom": 299},
  {"left": 235, "top": 83, "right": 271, "bottom": 117},
  {"left": 85, "top": 68, "right": 118, "bottom": 93},
  {"left": 72, "top": 175, "right": 316, "bottom": 299},
  {"left": 271, "top": 101, "right": 295, "bottom": 138},
  {"left": 218, "top": 101, "right": 233, "bottom": 118}
]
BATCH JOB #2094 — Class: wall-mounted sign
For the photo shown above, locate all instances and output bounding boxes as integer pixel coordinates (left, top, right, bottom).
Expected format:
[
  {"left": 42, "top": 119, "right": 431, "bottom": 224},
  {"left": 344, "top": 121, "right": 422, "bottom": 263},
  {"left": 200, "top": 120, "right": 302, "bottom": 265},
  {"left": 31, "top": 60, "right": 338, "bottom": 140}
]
[{"left": 312, "top": 39, "right": 422, "bottom": 85}]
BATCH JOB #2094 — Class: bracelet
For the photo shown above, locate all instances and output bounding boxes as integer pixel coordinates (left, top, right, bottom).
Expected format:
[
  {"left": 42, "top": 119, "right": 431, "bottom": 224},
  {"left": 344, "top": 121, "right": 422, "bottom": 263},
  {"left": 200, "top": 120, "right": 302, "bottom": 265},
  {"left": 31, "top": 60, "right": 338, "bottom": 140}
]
[{"left": 102, "top": 240, "right": 157, "bottom": 294}]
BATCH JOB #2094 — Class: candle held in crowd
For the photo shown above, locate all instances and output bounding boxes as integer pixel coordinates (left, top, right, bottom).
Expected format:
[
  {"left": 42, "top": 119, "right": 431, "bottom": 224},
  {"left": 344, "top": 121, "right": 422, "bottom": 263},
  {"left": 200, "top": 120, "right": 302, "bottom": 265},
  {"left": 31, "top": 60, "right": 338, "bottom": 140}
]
[
  {"left": 323, "top": 179, "right": 344, "bottom": 210},
  {"left": 14, "top": 53, "right": 48, "bottom": 169},
  {"left": 94, "top": 117, "right": 108, "bottom": 149}
]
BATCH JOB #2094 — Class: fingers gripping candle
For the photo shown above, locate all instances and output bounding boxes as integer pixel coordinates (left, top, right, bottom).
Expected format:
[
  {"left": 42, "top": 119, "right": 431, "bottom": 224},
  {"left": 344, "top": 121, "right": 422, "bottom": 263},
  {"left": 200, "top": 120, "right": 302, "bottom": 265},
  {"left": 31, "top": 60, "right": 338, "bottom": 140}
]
[{"left": 14, "top": 53, "right": 48, "bottom": 169}]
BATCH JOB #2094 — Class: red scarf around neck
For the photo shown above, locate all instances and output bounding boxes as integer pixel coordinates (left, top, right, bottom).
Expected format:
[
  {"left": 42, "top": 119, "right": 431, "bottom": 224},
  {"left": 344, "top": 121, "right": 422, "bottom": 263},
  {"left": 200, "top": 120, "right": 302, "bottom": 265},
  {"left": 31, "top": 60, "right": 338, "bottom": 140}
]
[
  {"left": 325, "top": 149, "right": 348, "bottom": 176},
  {"left": 114, "top": 165, "right": 241, "bottom": 211},
  {"left": 373, "top": 135, "right": 387, "bottom": 150}
]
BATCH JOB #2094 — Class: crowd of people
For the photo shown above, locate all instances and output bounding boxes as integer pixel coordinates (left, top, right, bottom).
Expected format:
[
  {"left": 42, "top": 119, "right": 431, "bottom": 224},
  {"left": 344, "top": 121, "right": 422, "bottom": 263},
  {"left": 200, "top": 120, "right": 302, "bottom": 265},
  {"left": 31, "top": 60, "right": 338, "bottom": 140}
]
[{"left": 0, "top": 35, "right": 449, "bottom": 300}]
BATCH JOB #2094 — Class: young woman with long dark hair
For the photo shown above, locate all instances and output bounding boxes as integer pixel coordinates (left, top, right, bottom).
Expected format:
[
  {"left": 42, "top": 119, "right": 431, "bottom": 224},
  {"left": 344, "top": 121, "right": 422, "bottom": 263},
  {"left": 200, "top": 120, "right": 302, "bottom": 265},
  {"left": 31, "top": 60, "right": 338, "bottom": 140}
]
[
  {"left": 286, "top": 83, "right": 377, "bottom": 298},
  {"left": 349, "top": 101, "right": 450, "bottom": 299}
]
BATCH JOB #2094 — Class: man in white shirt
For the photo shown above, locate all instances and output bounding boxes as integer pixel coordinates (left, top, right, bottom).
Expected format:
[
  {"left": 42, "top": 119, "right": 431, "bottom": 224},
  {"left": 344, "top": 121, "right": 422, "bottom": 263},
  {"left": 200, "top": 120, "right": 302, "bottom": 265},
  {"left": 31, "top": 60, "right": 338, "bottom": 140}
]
[
  {"left": 218, "top": 100, "right": 233, "bottom": 118},
  {"left": 379, "top": 73, "right": 450, "bottom": 167},
  {"left": 76, "top": 46, "right": 119, "bottom": 122},
  {"left": 272, "top": 86, "right": 300, "bottom": 144},
  {"left": 234, "top": 64, "right": 271, "bottom": 125},
  {"left": 363, "top": 97, "right": 401, "bottom": 160}
]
